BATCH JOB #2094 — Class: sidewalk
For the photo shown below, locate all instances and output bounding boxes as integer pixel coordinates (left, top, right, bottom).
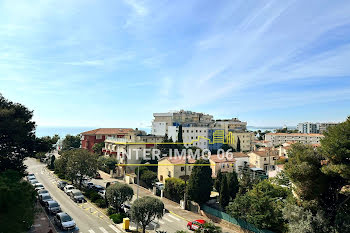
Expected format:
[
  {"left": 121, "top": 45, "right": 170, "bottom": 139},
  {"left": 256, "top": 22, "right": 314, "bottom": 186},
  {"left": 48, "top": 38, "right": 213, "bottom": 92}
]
[
  {"left": 98, "top": 170, "right": 238, "bottom": 233},
  {"left": 28, "top": 202, "right": 57, "bottom": 233}
]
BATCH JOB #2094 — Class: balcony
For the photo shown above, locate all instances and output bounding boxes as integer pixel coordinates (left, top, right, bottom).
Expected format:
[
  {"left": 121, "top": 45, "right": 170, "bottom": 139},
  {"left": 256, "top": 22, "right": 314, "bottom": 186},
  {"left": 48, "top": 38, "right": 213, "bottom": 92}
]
[{"left": 105, "top": 136, "right": 132, "bottom": 143}]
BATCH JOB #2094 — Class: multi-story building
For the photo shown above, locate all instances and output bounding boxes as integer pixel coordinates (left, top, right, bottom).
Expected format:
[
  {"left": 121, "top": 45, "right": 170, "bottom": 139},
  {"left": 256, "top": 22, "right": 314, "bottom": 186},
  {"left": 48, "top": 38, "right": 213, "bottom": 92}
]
[
  {"left": 229, "top": 131, "right": 254, "bottom": 152},
  {"left": 298, "top": 122, "right": 319, "bottom": 134},
  {"left": 248, "top": 149, "right": 279, "bottom": 172},
  {"left": 208, "top": 152, "right": 249, "bottom": 176},
  {"left": 319, "top": 122, "right": 339, "bottom": 134},
  {"left": 265, "top": 133, "right": 324, "bottom": 146},
  {"left": 210, "top": 118, "right": 247, "bottom": 132},
  {"left": 298, "top": 122, "right": 339, "bottom": 134},
  {"left": 151, "top": 110, "right": 213, "bottom": 136},
  {"left": 81, "top": 128, "right": 134, "bottom": 152},
  {"left": 167, "top": 126, "right": 209, "bottom": 150}
]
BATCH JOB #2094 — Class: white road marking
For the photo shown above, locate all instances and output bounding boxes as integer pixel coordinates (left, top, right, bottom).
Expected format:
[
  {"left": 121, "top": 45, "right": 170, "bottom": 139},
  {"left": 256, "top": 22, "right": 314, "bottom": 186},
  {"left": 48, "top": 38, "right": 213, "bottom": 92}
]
[
  {"left": 109, "top": 225, "right": 121, "bottom": 233},
  {"left": 158, "top": 219, "right": 165, "bottom": 224},
  {"left": 168, "top": 214, "right": 181, "bottom": 221},
  {"left": 88, "top": 230, "right": 95, "bottom": 233},
  {"left": 162, "top": 217, "right": 174, "bottom": 223},
  {"left": 99, "top": 227, "right": 108, "bottom": 233}
]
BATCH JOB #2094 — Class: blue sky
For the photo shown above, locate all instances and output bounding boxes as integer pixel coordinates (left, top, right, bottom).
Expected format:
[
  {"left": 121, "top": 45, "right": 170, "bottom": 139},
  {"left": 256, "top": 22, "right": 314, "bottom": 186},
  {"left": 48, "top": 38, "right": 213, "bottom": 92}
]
[{"left": 1, "top": 0, "right": 350, "bottom": 128}]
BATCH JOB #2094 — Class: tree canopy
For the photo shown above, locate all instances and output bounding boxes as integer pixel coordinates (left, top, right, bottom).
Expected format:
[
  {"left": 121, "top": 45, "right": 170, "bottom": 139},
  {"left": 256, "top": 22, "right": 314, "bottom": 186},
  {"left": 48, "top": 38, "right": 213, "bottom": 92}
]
[
  {"left": 130, "top": 196, "right": 164, "bottom": 233},
  {"left": 106, "top": 182, "right": 134, "bottom": 212},
  {"left": 61, "top": 134, "right": 81, "bottom": 150},
  {"left": 187, "top": 159, "right": 213, "bottom": 204}
]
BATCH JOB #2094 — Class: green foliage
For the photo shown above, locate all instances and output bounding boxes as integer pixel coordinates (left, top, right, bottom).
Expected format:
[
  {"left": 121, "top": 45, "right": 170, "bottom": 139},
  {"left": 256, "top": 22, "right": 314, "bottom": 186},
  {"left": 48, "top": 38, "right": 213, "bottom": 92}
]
[
  {"left": 49, "top": 155, "right": 55, "bottom": 170},
  {"left": 98, "top": 156, "right": 117, "bottom": 173},
  {"left": 195, "top": 221, "right": 222, "bottom": 233},
  {"left": 106, "top": 183, "right": 133, "bottom": 212},
  {"left": 130, "top": 196, "right": 164, "bottom": 233},
  {"left": 0, "top": 170, "right": 37, "bottom": 232},
  {"left": 140, "top": 170, "right": 158, "bottom": 188},
  {"left": 238, "top": 162, "right": 261, "bottom": 195},
  {"left": 227, "top": 171, "right": 239, "bottom": 200},
  {"left": 35, "top": 135, "right": 60, "bottom": 154},
  {"left": 320, "top": 116, "right": 350, "bottom": 181},
  {"left": 0, "top": 94, "right": 36, "bottom": 175},
  {"left": 175, "top": 231, "right": 188, "bottom": 233},
  {"left": 61, "top": 134, "right": 81, "bottom": 150},
  {"left": 282, "top": 203, "right": 335, "bottom": 233},
  {"left": 187, "top": 159, "right": 213, "bottom": 204},
  {"left": 107, "top": 207, "right": 116, "bottom": 215},
  {"left": 164, "top": 177, "right": 185, "bottom": 203},
  {"left": 92, "top": 142, "right": 105, "bottom": 155},
  {"left": 157, "top": 135, "right": 185, "bottom": 156},
  {"left": 178, "top": 125, "right": 183, "bottom": 143},
  {"left": 226, "top": 180, "right": 290, "bottom": 232},
  {"left": 110, "top": 213, "right": 126, "bottom": 224},
  {"left": 219, "top": 174, "right": 229, "bottom": 208},
  {"left": 284, "top": 143, "right": 328, "bottom": 203},
  {"left": 214, "top": 170, "right": 223, "bottom": 192},
  {"left": 95, "top": 199, "right": 107, "bottom": 208}
]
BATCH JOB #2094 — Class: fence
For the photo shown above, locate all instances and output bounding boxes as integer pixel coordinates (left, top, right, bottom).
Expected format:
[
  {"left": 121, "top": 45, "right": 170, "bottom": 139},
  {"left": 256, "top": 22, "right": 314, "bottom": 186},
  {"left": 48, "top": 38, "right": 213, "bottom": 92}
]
[{"left": 201, "top": 205, "right": 274, "bottom": 233}]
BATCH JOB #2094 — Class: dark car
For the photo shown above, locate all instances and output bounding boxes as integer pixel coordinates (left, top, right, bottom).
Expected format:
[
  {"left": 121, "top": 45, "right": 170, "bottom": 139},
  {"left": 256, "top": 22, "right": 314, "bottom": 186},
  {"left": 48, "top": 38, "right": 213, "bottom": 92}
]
[
  {"left": 45, "top": 200, "right": 61, "bottom": 214},
  {"left": 27, "top": 174, "right": 36, "bottom": 181},
  {"left": 53, "top": 212, "right": 76, "bottom": 231},
  {"left": 69, "top": 189, "right": 85, "bottom": 203},
  {"left": 57, "top": 181, "right": 67, "bottom": 190},
  {"left": 39, "top": 193, "right": 53, "bottom": 206},
  {"left": 37, "top": 189, "right": 49, "bottom": 196},
  {"left": 94, "top": 172, "right": 102, "bottom": 179},
  {"left": 92, "top": 185, "right": 104, "bottom": 192}
]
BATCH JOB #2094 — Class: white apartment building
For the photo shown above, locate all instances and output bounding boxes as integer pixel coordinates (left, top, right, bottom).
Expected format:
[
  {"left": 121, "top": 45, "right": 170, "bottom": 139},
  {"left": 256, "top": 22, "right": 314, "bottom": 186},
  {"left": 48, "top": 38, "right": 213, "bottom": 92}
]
[
  {"left": 298, "top": 122, "right": 339, "bottom": 134},
  {"left": 167, "top": 126, "right": 209, "bottom": 150},
  {"left": 151, "top": 113, "right": 173, "bottom": 136},
  {"left": 265, "top": 133, "right": 324, "bottom": 146}
]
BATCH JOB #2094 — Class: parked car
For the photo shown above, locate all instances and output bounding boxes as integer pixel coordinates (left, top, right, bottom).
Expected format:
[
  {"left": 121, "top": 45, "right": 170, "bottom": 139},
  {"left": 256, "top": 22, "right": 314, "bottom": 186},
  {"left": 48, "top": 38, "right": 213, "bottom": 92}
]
[
  {"left": 53, "top": 212, "right": 76, "bottom": 231},
  {"left": 45, "top": 200, "right": 61, "bottom": 214},
  {"left": 187, "top": 220, "right": 206, "bottom": 231},
  {"left": 34, "top": 183, "right": 45, "bottom": 191},
  {"left": 30, "top": 179, "right": 39, "bottom": 185},
  {"left": 98, "top": 189, "right": 106, "bottom": 199},
  {"left": 57, "top": 181, "right": 67, "bottom": 190},
  {"left": 121, "top": 203, "right": 131, "bottom": 215},
  {"left": 154, "top": 182, "right": 165, "bottom": 190},
  {"left": 83, "top": 181, "right": 94, "bottom": 189},
  {"left": 37, "top": 189, "right": 49, "bottom": 196},
  {"left": 92, "top": 185, "right": 104, "bottom": 192},
  {"left": 27, "top": 174, "right": 35, "bottom": 181},
  {"left": 69, "top": 189, "right": 85, "bottom": 203},
  {"left": 39, "top": 193, "right": 53, "bottom": 206},
  {"left": 64, "top": 185, "right": 75, "bottom": 194}
]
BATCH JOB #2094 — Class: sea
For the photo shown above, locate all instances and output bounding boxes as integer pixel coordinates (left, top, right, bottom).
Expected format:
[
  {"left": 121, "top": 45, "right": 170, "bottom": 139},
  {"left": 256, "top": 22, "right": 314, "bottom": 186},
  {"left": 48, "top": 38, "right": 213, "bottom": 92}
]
[{"left": 36, "top": 126, "right": 296, "bottom": 138}]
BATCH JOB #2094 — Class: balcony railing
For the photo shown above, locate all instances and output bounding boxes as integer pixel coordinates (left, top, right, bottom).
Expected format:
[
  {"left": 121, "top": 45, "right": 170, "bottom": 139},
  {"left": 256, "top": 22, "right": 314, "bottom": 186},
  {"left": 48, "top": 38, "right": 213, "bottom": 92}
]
[{"left": 105, "top": 136, "right": 132, "bottom": 143}]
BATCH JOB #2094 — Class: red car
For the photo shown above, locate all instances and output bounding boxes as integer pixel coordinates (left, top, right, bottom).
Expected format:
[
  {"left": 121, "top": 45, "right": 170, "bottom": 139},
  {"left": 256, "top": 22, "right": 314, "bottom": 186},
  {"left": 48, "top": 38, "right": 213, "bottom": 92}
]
[{"left": 187, "top": 220, "right": 206, "bottom": 231}]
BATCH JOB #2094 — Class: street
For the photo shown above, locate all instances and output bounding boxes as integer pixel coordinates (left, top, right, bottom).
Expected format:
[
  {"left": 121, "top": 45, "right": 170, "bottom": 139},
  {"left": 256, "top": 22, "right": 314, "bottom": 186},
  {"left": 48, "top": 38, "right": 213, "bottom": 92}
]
[{"left": 25, "top": 158, "right": 190, "bottom": 233}]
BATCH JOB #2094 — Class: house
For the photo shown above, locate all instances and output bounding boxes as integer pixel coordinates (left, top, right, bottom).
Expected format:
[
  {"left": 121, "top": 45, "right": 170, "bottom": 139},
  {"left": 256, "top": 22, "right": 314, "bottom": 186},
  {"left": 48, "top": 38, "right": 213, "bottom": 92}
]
[
  {"left": 268, "top": 164, "right": 285, "bottom": 178},
  {"left": 209, "top": 154, "right": 236, "bottom": 177},
  {"left": 81, "top": 128, "right": 134, "bottom": 152},
  {"left": 157, "top": 157, "right": 196, "bottom": 183},
  {"left": 248, "top": 149, "right": 279, "bottom": 172}
]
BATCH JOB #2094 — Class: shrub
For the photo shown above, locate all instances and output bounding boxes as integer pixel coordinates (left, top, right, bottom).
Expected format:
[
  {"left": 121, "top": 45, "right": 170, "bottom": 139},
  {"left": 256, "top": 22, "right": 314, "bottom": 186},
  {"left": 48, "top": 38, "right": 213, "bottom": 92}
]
[
  {"left": 107, "top": 207, "right": 116, "bottom": 216},
  {"left": 95, "top": 199, "right": 107, "bottom": 208},
  {"left": 90, "top": 192, "right": 100, "bottom": 202},
  {"left": 140, "top": 170, "right": 158, "bottom": 188},
  {"left": 109, "top": 213, "right": 126, "bottom": 224}
]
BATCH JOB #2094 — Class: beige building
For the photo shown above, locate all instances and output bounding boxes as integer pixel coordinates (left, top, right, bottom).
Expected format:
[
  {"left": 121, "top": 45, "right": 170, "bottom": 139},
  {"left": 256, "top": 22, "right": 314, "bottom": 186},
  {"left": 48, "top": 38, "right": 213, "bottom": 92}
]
[
  {"left": 229, "top": 131, "right": 254, "bottom": 152},
  {"left": 248, "top": 150, "right": 279, "bottom": 172},
  {"left": 157, "top": 157, "right": 196, "bottom": 183},
  {"left": 210, "top": 118, "right": 247, "bottom": 132},
  {"left": 265, "top": 133, "right": 324, "bottom": 146},
  {"left": 209, "top": 154, "right": 236, "bottom": 177}
]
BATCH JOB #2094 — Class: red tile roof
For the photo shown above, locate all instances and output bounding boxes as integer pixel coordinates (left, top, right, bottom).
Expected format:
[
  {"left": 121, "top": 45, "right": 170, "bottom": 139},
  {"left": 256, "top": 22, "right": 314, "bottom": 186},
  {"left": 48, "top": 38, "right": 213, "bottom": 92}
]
[
  {"left": 267, "top": 133, "right": 323, "bottom": 137},
  {"left": 209, "top": 154, "right": 236, "bottom": 163},
  {"left": 81, "top": 128, "right": 134, "bottom": 135},
  {"left": 159, "top": 157, "right": 196, "bottom": 164}
]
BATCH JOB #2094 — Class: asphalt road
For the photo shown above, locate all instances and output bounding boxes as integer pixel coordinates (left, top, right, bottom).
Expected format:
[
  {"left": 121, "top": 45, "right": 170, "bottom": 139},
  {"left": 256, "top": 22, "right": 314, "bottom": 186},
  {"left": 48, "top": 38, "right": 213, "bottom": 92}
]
[
  {"left": 25, "top": 158, "right": 123, "bottom": 233},
  {"left": 25, "top": 158, "right": 190, "bottom": 233}
]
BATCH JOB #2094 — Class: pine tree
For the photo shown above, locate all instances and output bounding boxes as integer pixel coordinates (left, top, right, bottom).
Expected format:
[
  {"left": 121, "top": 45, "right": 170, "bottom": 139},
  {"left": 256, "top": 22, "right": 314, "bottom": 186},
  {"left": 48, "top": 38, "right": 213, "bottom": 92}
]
[
  {"left": 214, "top": 170, "right": 223, "bottom": 192},
  {"left": 227, "top": 171, "right": 239, "bottom": 200},
  {"left": 178, "top": 125, "right": 183, "bottom": 143}
]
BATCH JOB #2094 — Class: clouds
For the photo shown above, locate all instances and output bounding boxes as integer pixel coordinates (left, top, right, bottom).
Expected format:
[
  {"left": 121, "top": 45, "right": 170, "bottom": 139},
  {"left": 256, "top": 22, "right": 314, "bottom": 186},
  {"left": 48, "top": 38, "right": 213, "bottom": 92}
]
[{"left": 0, "top": 0, "right": 350, "bottom": 127}]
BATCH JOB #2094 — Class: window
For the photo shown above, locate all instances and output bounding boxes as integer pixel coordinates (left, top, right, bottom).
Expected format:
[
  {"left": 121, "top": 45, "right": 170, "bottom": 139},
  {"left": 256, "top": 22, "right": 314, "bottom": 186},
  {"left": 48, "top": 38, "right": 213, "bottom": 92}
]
[
  {"left": 187, "top": 130, "right": 189, "bottom": 133},
  {"left": 264, "top": 158, "right": 267, "bottom": 161},
  {"left": 191, "top": 137, "right": 194, "bottom": 139},
  {"left": 196, "top": 130, "right": 198, "bottom": 133},
  {"left": 96, "top": 135, "right": 102, "bottom": 139},
  {"left": 160, "top": 175, "right": 163, "bottom": 181},
  {"left": 181, "top": 167, "right": 185, "bottom": 171},
  {"left": 168, "top": 171, "right": 171, "bottom": 177}
]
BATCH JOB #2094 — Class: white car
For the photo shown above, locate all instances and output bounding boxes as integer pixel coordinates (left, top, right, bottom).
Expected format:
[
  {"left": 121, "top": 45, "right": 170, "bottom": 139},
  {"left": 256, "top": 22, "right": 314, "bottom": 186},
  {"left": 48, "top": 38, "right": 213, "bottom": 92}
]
[
  {"left": 64, "top": 185, "right": 75, "bottom": 194},
  {"left": 154, "top": 182, "right": 164, "bottom": 190}
]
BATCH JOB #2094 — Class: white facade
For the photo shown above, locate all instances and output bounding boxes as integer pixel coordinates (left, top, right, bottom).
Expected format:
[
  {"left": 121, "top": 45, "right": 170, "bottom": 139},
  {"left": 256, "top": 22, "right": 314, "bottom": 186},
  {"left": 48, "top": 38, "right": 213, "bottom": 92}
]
[
  {"left": 168, "top": 126, "right": 209, "bottom": 150},
  {"left": 265, "top": 133, "right": 324, "bottom": 146},
  {"left": 151, "top": 121, "right": 168, "bottom": 136},
  {"left": 298, "top": 122, "right": 319, "bottom": 134}
]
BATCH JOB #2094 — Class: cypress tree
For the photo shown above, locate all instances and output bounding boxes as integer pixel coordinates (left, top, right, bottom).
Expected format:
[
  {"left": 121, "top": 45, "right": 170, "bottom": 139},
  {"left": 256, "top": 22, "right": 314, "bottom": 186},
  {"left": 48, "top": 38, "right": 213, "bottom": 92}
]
[{"left": 219, "top": 174, "right": 229, "bottom": 208}]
